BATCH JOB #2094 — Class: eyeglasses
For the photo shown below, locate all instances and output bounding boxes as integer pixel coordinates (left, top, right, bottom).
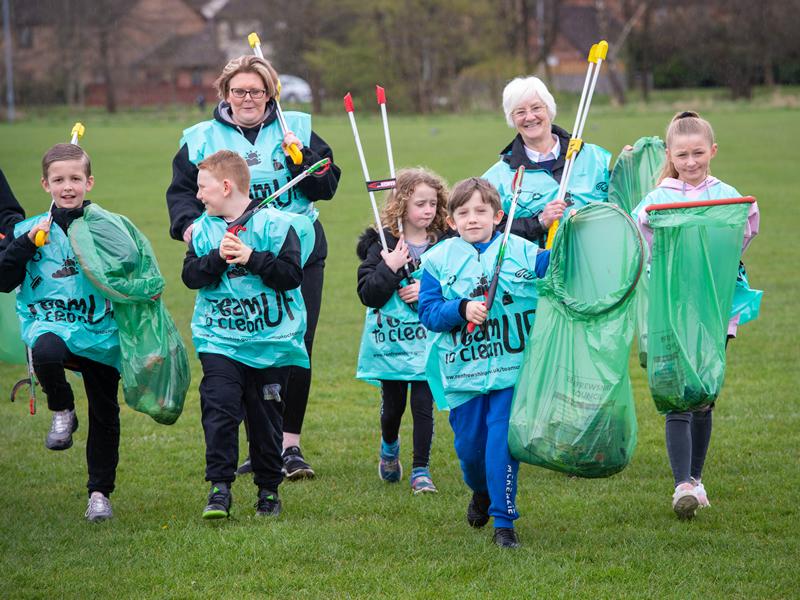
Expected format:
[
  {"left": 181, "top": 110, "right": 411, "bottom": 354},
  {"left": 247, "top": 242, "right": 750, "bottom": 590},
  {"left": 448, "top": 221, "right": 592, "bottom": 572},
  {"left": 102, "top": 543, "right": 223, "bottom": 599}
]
[
  {"left": 512, "top": 105, "right": 548, "bottom": 120},
  {"left": 230, "top": 88, "right": 267, "bottom": 99}
]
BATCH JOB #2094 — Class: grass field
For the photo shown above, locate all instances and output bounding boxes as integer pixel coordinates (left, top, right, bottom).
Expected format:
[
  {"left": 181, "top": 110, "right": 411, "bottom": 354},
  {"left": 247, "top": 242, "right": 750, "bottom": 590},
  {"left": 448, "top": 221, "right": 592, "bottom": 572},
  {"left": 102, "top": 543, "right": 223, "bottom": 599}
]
[{"left": 0, "top": 105, "right": 798, "bottom": 599}]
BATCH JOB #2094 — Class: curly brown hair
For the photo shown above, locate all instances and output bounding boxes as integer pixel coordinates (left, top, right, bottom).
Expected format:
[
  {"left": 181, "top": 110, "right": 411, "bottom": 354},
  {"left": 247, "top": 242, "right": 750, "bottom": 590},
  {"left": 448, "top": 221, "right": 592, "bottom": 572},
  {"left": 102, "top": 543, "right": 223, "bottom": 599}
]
[{"left": 379, "top": 167, "right": 449, "bottom": 242}]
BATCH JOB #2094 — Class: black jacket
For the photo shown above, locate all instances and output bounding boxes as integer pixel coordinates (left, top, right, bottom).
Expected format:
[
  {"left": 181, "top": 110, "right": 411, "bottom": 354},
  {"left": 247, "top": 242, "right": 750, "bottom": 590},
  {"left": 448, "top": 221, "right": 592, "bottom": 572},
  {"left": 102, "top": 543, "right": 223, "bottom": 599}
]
[
  {"left": 356, "top": 226, "right": 454, "bottom": 309},
  {"left": 166, "top": 100, "right": 341, "bottom": 241},
  {"left": 495, "top": 124, "right": 574, "bottom": 246},
  {"left": 0, "top": 168, "right": 25, "bottom": 238},
  {"left": 181, "top": 199, "right": 303, "bottom": 292},
  {"left": 0, "top": 202, "right": 88, "bottom": 293}
]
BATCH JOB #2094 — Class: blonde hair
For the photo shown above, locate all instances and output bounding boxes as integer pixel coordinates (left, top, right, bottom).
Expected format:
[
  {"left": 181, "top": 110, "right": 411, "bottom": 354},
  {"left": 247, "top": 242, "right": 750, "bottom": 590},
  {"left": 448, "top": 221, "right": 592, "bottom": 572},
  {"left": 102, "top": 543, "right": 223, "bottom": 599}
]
[
  {"left": 214, "top": 55, "right": 279, "bottom": 101},
  {"left": 42, "top": 143, "right": 91, "bottom": 179},
  {"left": 198, "top": 150, "right": 251, "bottom": 193},
  {"left": 502, "top": 76, "right": 557, "bottom": 127},
  {"left": 448, "top": 177, "right": 501, "bottom": 215},
  {"left": 657, "top": 111, "right": 716, "bottom": 184},
  {"left": 380, "top": 167, "right": 449, "bottom": 241}
]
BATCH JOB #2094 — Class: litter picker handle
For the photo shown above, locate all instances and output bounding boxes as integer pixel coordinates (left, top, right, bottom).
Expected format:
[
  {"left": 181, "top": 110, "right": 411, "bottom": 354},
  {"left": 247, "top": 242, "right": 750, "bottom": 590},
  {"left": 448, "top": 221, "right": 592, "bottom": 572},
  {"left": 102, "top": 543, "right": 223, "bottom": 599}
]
[{"left": 248, "top": 33, "right": 303, "bottom": 166}]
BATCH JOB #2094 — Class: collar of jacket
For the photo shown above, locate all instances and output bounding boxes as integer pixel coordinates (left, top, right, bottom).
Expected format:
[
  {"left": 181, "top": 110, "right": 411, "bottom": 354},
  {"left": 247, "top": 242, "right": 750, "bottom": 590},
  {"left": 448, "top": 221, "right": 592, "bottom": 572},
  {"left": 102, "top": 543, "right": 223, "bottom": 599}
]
[
  {"left": 51, "top": 201, "right": 89, "bottom": 233},
  {"left": 499, "top": 124, "right": 575, "bottom": 172},
  {"left": 213, "top": 100, "right": 279, "bottom": 133}
]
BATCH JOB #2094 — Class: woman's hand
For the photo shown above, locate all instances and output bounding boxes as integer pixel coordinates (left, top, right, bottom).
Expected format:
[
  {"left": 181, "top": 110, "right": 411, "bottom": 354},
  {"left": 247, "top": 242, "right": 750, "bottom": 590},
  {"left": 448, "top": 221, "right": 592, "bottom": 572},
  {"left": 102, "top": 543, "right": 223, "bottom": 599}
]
[
  {"left": 282, "top": 130, "right": 303, "bottom": 156},
  {"left": 183, "top": 223, "right": 195, "bottom": 245},
  {"left": 539, "top": 199, "right": 567, "bottom": 228},
  {"left": 27, "top": 219, "right": 50, "bottom": 244},
  {"left": 398, "top": 281, "right": 419, "bottom": 304},
  {"left": 220, "top": 232, "right": 253, "bottom": 265},
  {"left": 380, "top": 237, "right": 411, "bottom": 273},
  {"left": 465, "top": 300, "right": 488, "bottom": 325}
]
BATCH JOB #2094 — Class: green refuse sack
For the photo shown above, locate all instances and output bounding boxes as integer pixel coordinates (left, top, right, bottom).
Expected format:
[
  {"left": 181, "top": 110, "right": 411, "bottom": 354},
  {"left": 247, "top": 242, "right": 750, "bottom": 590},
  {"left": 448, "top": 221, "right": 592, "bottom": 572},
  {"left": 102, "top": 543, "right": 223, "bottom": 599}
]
[
  {"left": 69, "top": 204, "right": 190, "bottom": 425},
  {"left": 0, "top": 291, "right": 26, "bottom": 365},
  {"left": 509, "top": 203, "right": 645, "bottom": 478},
  {"left": 609, "top": 136, "right": 665, "bottom": 367},
  {"left": 646, "top": 200, "right": 752, "bottom": 414}
]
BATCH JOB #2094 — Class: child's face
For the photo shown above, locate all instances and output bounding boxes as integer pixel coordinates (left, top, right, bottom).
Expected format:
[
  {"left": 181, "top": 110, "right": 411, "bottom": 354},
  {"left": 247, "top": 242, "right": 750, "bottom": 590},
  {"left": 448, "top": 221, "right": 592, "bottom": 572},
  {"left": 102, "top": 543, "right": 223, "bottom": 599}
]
[
  {"left": 405, "top": 183, "right": 438, "bottom": 232},
  {"left": 447, "top": 191, "right": 503, "bottom": 244},
  {"left": 667, "top": 133, "right": 718, "bottom": 187},
  {"left": 197, "top": 169, "right": 231, "bottom": 216},
  {"left": 41, "top": 160, "right": 93, "bottom": 209}
]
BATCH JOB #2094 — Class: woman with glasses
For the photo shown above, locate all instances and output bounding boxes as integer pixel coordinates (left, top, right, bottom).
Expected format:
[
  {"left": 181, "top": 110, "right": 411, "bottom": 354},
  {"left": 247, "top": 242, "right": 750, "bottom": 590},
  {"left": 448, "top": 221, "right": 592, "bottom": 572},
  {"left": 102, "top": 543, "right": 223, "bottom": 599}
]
[
  {"left": 482, "top": 76, "right": 611, "bottom": 246},
  {"left": 166, "top": 55, "right": 341, "bottom": 480}
]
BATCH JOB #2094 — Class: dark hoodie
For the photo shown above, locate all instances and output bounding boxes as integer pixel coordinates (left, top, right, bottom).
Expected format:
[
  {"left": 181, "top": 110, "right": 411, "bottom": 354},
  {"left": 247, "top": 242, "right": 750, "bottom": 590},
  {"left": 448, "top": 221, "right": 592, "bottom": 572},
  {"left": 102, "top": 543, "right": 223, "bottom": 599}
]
[
  {"left": 0, "top": 202, "right": 89, "bottom": 293},
  {"left": 494, "top": 124, "right": 574, "bottom": 246},
  {"left": 356, "top": 226, "right": 453, "bottom": 309},
  {"left": 0, "top": 168, "right": 25, "bottom": 238},
  {"left": 166, "top": 100, "right": 341, "bottom": 241}
]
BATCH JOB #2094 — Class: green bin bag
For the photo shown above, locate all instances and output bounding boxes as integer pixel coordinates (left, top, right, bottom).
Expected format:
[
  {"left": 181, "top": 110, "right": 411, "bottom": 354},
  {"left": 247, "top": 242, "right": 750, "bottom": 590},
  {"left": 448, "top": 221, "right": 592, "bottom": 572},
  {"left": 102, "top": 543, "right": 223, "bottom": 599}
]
[
  {"left": 0, "top": 291, "right": 26, "bottom": 365},
  {"left": 69, "top": 204, "right": 190, "bottom": 425},
  {"left": 646, "top": 200, "right": 752, "bottom": 413},
  {"left": 609, "top": 136, "right": 665, "bottom": 367},
  {"left": 509, "top": 203, "right": 645, "bottom": 478}
]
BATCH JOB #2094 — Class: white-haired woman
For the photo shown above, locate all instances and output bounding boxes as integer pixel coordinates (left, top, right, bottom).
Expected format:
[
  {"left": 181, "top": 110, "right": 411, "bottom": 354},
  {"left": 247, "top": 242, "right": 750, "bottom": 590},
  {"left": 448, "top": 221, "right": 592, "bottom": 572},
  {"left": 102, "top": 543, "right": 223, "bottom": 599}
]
[
  {"left": 482, "top": 76, "right": 611, "bottom": 245},
  {"left": 166, "top": 55, "right": 341, "bottom": 480}
]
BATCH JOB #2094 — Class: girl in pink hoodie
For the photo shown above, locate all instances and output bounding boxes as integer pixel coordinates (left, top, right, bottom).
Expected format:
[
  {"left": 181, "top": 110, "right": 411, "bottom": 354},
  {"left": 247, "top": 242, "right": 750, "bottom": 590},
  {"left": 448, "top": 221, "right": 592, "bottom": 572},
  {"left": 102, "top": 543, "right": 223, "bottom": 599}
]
[{"left": 633, "top": 111, "right": 761, "bottom": 519}]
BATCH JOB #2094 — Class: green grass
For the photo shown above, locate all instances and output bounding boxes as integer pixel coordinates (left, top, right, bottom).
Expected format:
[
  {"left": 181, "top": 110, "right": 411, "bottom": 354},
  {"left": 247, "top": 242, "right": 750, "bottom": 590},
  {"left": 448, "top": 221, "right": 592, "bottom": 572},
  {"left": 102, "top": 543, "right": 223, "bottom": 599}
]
[{"left": 0, "top": 105, "right": 798, "bottom": 598}]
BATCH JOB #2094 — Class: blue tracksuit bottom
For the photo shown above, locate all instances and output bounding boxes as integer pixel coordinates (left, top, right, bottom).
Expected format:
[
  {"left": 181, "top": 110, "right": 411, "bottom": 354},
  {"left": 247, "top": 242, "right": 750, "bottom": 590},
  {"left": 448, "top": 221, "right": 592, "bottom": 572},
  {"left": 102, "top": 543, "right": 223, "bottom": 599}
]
[{"left": 448, "top": 387, "right": 519, "bottom": 528}]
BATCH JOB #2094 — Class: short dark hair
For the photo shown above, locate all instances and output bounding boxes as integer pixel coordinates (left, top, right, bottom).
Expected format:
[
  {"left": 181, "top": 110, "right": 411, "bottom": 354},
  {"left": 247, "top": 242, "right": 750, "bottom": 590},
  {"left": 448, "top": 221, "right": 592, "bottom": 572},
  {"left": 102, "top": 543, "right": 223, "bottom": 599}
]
[
  {"left": 41, "top": 143, "right": 91, "bottom": 179},
  {"left": 448, "top": 177, "right": 501, "bottom": 215}
]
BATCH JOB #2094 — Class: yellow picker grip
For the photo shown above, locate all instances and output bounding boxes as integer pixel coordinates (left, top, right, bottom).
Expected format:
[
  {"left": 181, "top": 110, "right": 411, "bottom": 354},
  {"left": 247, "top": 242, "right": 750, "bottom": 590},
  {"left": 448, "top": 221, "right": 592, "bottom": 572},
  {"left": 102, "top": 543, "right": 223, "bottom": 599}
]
[
  {"left": 286, "top": 143, "right": 303, "bottom": 165},
  {"left": 545, "top": 219, "right": 558, "bottom": 250},
  {"left": 34, "top": 230, "right": 48, "bottom": 247}
]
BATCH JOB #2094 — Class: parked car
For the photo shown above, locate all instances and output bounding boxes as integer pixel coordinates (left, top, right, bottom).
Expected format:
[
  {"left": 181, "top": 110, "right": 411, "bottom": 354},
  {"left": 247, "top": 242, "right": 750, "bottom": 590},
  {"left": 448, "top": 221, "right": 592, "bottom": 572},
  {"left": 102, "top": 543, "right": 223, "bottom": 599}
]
[{"left": 279, "top": 74, "right": 312, "bottom": 103}]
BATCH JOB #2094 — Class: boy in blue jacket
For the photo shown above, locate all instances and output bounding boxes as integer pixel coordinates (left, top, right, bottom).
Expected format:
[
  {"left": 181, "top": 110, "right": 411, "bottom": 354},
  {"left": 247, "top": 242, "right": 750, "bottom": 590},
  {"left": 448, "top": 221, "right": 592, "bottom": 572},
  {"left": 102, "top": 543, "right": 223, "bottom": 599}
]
[{"left": 418, "top": 177, "right": 548, "bottom": 549}]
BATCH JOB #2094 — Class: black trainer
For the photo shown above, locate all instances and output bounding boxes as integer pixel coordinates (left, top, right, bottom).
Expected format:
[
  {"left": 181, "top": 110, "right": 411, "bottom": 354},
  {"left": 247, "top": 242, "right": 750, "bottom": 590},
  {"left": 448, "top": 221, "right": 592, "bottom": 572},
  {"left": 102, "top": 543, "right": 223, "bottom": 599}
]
[
  {"left": 493, "top": 527, "right": 520, "bottom": 548},
  {"left": 255, "top": 489, "right": 282, "bottom": 517},
  {"left": 202, "top": 482, "right": 232, "bottom": 519},
  {"left": 236, "top": 456, "right": 253, "bottom": 475},
  {"left": 466, "top": 492, "right": 491, "bottom": 528},
  {"left": 282, "top": 446, "right": 315, "bottom": 480}
]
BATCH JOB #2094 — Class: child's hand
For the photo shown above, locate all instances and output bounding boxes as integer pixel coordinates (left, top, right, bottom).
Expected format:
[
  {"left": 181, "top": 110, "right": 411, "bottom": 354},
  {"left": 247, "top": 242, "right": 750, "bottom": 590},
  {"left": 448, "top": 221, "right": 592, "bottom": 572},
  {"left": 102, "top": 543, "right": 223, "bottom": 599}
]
[
  {"left": 27, "top": 219, "right": 51, "bottom": 244},
  {"left": 621, "top": 144, "right": 634, "bottom": 152},
  {"left": 282, "top": 131, "right": 303, "bottom": 156},
  {"left": 220, "top": 232, "right": 253, "bottom": 265},
  {"left": 465, "top": 300, "right": 488, "bottom": 325},
  {"left": 398, "top": 281, "right": 419, "bottom": 304},
  {"left": 539, "top": 199, "right": 567, "bottom": 228},
  {"left": 381, "top": 237, "right": 411, "bottom": 273}
]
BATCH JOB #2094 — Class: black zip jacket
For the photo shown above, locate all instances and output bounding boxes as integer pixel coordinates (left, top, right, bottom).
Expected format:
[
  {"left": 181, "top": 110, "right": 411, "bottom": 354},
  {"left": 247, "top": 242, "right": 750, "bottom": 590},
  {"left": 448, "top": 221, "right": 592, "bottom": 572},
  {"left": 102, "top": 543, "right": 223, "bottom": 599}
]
[
  {"left": 0, "top": 168, "right": 25, "bottom": 237},
  {"left": 181, "top": 200, "right": 303, "bottom": 292},
  {"left": 166, "top": 100, "right": 342, "bottom": 241},
  {"left": 0, "top": 202, "right": 89, "bottom": 293},
  {"left": 495, "top": 124, "right": 574, "bottom": 246},
  {"left": 356, "top": 226, "right": 454, "bottom": 309}
]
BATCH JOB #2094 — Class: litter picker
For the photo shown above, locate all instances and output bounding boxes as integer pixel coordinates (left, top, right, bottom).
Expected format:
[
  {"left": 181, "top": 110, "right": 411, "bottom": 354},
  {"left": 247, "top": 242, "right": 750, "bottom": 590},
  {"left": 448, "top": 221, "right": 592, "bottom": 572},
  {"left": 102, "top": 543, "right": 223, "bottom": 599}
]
[
  {"left": 226, "top": 158, "right": 330, "bottom": 237},
  {"left": 545, "top": 40, "right": 608, "bottom": 250},
  {"left": 34, "top": 122, "right": 84, "bottom": 248},
  {"left": 344, "top": 88, "right": 416, "bottom": 291},
  {"left": 248, "top": 32, "right": 303, "bottom": 166},
  {"left": 467, "top": 165, "right": 526, "bottom": 333}
]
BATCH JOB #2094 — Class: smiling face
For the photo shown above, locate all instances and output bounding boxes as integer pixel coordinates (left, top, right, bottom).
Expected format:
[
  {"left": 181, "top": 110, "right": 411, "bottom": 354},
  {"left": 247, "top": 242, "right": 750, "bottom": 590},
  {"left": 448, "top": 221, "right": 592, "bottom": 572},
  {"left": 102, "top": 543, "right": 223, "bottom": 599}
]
[
  {"left": 511, "top": 94, "right": 553, "bottom": 150},
  {"left": 404, "top": 183, "right": 439, "bottom": 233},
  {"left": 41, "top": 159, "right": 94, "bottom": 209},
  {"left": 226, "top": 72, "right": 270, "bottom": 128},
  {"left": 196, "top": 168, "right": 231, "bottom": 217},
  {"left": 447, "top": 191, "right": 504, "bottom": 244},
  {"left": 667, "top": 133, "right": 718, "bottom": 187}
]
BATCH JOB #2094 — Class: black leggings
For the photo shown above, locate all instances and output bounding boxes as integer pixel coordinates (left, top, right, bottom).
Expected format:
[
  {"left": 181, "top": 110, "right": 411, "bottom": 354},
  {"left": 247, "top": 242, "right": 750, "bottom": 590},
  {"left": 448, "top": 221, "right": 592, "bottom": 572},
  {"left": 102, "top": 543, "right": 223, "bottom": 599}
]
[
  {"left": 283, "top": 218, "right": 327, "bottom": 435},
  {"left": 32, "top": 332, "right": 121, "bottom": 496},
  {"left": 379, "top": 380, "right": 434, "bottom": 469}
]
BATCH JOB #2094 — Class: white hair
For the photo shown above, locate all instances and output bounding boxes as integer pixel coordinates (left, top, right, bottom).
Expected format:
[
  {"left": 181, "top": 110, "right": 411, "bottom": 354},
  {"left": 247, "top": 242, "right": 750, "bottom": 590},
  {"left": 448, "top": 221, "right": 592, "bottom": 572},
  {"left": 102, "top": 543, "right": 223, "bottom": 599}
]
[{"left": 502, "top": 76, "right": 557, "bottom": 127}]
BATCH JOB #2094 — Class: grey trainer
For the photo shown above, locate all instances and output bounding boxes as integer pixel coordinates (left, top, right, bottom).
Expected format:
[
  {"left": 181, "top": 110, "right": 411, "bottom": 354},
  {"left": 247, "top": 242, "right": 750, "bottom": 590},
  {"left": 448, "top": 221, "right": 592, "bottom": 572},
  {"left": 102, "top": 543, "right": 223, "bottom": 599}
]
[
  {"left": 46, "top": 409, "right": 78, "bottom": 450},
  {"left": 85, "top": 492, "right": 113, "bottom": 522}
]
